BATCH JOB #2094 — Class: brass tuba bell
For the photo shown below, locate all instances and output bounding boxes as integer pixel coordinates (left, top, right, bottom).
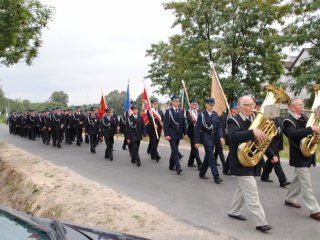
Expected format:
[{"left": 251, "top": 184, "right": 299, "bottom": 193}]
[
  {"left": 300, "top": 84, "right": 320, "bottom": 157},
  {"left": 238, "top": 85, "right": 290, "bottom": 167}
]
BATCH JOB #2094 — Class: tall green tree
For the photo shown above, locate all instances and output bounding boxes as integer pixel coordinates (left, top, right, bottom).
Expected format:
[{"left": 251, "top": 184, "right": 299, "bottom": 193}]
[
  {"left": 104, "top": 90, "right": 126, "bottom": 116},
  {"left": 0, "top": 0, "right": 54, "bottom": 66},
  {"left": 49, "top": 91, "right": 69, "bottom": 107},
  {"left": 146, "top": 0, "right": 290, "bottom": 102},
  {"left": 283, "top": 0, "right": 320, "bottom": 95}
]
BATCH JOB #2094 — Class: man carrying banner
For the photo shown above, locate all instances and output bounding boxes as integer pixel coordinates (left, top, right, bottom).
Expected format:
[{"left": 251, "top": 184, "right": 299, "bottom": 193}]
[
  {"left": 147, "top": 98, "right": 164, "bottom": 162},
  {"left": 186, "top": 99, "right": 202, "bottom": 170}
]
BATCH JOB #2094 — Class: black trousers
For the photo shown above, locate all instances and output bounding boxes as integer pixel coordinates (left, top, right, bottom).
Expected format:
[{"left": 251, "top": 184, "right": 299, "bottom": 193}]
[
  {"left": 169, "top": 139, "right": 182, "bottom": 172},
  {"left": 131, "top": 140, "right": 141, "bottom": 164},
  {"left": 75, "top": 126, "right": 83, "bottom": 144},
  {"left": 89, "top": 134, "right": 97, "bottom": 150},
  {"left": 214, "top": 141, "right": 226, "bottom": 165},
  {"left": 199, "top": 144, "right": 220, "bottom": 179},
  {"left": 261, "top": 154, "right": 287, "bottom": 183},
  {"left": 104, "top": 135, "right": 113, "bottom": 158},
  {"left": 52, "top": 127, "right": 61, "bottom": 146},
  {"left": 188, "top": 136, "right": 202, "bottom": 167},
  {"left": 149, "top": 133, "right": 160, "bottom": 158}
]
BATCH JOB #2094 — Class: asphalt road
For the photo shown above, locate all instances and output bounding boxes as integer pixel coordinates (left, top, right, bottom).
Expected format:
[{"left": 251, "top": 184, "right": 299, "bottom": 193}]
[{"left": 1, "top": 124, "right": 320, "bottom": 240}]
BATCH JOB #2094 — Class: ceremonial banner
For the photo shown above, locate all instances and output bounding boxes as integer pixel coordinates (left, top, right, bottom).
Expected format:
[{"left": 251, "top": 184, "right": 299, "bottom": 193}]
[
  {"left": 141, "top": 86, "right": 150, "bottom": 125},
  {"left": 124, "top": 82, "right": 130, "bottom": 113},
  {"left": 97, "top": 94, "right": 107, "bottom": 119},
  {"left": 211, "top": 68, "right": 228, "bottom": 116}
]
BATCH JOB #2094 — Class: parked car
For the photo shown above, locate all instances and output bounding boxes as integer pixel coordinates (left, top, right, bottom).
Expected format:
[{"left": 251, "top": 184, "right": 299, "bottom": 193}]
[{"left": 0, "top": 204, "right": 149, "bottom": 240}]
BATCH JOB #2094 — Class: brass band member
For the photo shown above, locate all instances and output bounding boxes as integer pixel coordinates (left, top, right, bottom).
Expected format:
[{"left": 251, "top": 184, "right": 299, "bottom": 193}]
[
  {"left": 227, "top": 96, "right": 272, "bottom": 232},
  {"left": 283, "top": 97, "right": 320, "bottom": 220}
]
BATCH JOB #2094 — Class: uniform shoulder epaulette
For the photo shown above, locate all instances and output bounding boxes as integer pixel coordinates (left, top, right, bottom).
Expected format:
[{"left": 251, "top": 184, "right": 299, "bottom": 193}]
[
  {"left": 227, "top": 116, "right": 240, "bottom": 128},
  {"left": 283, "top": 117, "right": 296, "bottom": 129}
]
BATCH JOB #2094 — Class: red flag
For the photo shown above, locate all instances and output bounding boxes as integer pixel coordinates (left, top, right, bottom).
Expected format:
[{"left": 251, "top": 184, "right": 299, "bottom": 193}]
[
  {"left": 141, "top": 87, "right": 150, "bottom": 124},
  {"left": 97, "top": 95, "right": 107, "bottom": 119}
]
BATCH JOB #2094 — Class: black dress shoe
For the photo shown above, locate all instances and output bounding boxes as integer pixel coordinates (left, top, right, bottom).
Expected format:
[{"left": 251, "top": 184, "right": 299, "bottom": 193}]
[
  {"left": 228, "top": 214, "right": 247, "bottom": 221},
  {"left": 188, "top": 164, "right": 197, "bottom": 167},
  {"left": 256, "top": 225, "right": 272, "bottom": 232},
  {"left": 280, "top": 181, "right": 291, "bottom": 187},
  {"left": 199, "top": 175, "right": 209, "bottom": 180},
  {"left": 110, "top": 156, "right": 113, "bottom": 161},
  {"left": 261, "top": 179, "right": 273, "bottom": 183},
  {"left": 197, "top": 164, "right": 203, "bottom": 171},
  {"left": 169, "top": 167, "right": 175, "bottom": 171},
  {"left": 178, "top": 154, "right": 183, "bottom": 160},
  {"left": 177, "top": 169, "right": 182, "bottom": 175},
  {"left": 284, "top": 200, "right": 301, "bottom": 208},
  {"left": 214, "top": 178, "right": 223, "bottom": 184},
  {"left": 137, "top": 162, "right": 141, "bottom": 167}
]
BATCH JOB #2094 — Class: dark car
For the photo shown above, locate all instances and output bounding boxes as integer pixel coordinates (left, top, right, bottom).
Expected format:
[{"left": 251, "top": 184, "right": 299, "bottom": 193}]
[{"left": 0, "top": 204, "right": 149, "bottom": 240}]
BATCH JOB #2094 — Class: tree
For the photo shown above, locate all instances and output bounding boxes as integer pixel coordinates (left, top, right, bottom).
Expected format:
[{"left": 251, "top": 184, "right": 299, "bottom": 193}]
[
  {"left": 283, "top": 0, "right": 320, "bottom": 95},
  {"left": 104, "top": 90, "right": 127, "bottom": 116},
  {"left": 49, "top": 91, "right": 69, "bottom": 107},
  {"left": 146, "top": 0, "right": 290, "bottom": 103},
  {"left": 0, "top": 0, "right": 54, "bottom": 66}
]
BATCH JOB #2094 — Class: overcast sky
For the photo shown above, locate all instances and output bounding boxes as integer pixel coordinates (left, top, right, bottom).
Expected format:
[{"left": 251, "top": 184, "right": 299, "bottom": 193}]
[{"left": 1, "top": 0, "right": 177, "bottom": 105}]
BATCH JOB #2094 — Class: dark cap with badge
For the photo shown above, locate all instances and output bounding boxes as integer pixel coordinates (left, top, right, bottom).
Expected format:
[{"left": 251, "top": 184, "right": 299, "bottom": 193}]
[
  {"left": 151, "top": 98, "right": 159, "bottom": 103},
  {"left": 90, "top": 106, "right": 95, "bottom": 111},
  {"left": 205, "top": 98, "right": 215, "bottom": 105},
  {"left": 106, "top": 107, "right": 112, "bottom": 113},
  {"left": 131, "top": 104, "right": 138, "bottom": 110},
  {"left": 256, "top": 99, "right": 263, "bottom": 106},
  {"left": 189, "top": 98, "right": 197, "bottom": 104},
  {"left": 230, "top": 103, "right": 238, "bottom": 109},
  {"left": 170, "top": 95, "right": 180, "bottom": 101}
]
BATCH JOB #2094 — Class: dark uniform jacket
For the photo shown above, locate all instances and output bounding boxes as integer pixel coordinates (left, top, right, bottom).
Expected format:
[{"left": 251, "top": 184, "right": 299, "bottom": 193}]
[
  {"left": 264, "top": 117, "right": 284, "bottom": 159},
  {"left": 125, "top": 115, "right": 146, "bottom": 141},
  {"left": 85, "top": 114, "right": 100, "bottom": 135},
  {"left": 101, "top": 115, "right": 117, "bottom": 137},
  {"left": 163, "top": 107, "right": 186, "bottom": 140},
  {"left": 186, "top": 109, "right": 199, "bottom": 138},
  {"left": 73, "top": 112, "right": 84, "bottom": 128},
  {"left": 194, "top": 110, "right": 222, "bottom": 146},
  {"left": 227, "top": 114, "right": 263, "bottom": 176},
  {"left": 146, "top": 109, "right": 164, "bottom": 137},
  {"left": 283, "top": 113, "right": 315, "bottom": 167}
]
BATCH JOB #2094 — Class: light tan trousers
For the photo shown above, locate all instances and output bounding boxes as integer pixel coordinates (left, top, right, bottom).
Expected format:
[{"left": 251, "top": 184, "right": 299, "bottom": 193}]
[
  {"left": 229, "top": 176, "right": 268, "bottom": 226},
  {"left": 285, "top": 167, "right": 320, "bottom": 214}
]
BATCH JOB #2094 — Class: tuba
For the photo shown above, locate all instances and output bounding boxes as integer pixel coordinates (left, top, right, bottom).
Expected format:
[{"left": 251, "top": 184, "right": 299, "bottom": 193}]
[
  {"left": 300, "top": 84, "right": 320, "bottom": 157},
  {"left": 238, "top": 85, "right": 290, "bottom": 167}
]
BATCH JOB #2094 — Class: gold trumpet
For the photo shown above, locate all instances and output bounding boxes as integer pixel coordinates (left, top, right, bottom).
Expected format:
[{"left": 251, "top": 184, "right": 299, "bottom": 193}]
[
  {"left": 238, "top": 85, "right": 290, "bottom": 167},
  {"left": 300, "top": 84, "right": 320, "bottom": 157}
]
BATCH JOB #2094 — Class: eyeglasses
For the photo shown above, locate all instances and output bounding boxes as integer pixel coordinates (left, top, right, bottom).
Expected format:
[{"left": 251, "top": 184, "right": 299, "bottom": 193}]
[{"left": 241, "top": 103, "right": 255, "bottom": 107}]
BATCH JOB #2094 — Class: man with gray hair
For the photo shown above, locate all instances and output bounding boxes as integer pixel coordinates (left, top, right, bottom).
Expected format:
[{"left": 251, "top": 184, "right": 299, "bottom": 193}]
[
  {"left": 283, "top": 97, "right": 320, "bottom": 221},
  {"left": 227, "top": 95, "right": 272, "bottom": 232}
]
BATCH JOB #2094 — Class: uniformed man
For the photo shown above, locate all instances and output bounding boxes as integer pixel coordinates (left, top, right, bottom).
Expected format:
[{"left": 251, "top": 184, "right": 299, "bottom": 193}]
[
  {"left": 195, "top": 98, "right": 223, "bottom": 184},
  {"left": 119, "top": 112, "right": 127, "bottom": 150},
  {"left": 85, "top": 107, "right": 100, "bottom": 153},
  {"left": 163, "top": 95, "right": 186, "bottom": 175},
  {"left": 186, "top": 98, "right": 202, "bottom": 170},
  {"left": 227, "top": 95, "right": 272, "bottom": 232},
  {"left": 110, "top": 108, "right": 119, "bottom": 151},
  {"left": 73, "top": 106, "right": 84, "bottom": 146},
  {"left": 52, "top": 107, "right": 64, "bottom": 148},
  {"left": 125, "top": 104, "right": 146, "bottom": 167},
  {"left": 64, "top": 108, "right": 73, "bottom": 145},
  {"left": 146, "top": 98, "right": 164, "bottom": 162},
  {"left": 101, "top": 107, "right": 117, "bottom": 160}
]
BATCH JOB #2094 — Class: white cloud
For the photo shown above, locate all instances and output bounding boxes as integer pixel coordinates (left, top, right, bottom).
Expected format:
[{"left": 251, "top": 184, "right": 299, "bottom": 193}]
[{"left": 1, "top": 0, "right": 176, "bottom": 105}]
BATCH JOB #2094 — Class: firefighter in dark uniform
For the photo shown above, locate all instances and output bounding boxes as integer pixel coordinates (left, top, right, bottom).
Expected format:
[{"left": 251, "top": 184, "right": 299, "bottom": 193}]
[
  {"left": 64, "top": 108, "right": 73, "bottom": 144},
  {"left": 163, "top": 95, "right": 186, "bottom": 175},
  {"left": 110, "top": 108, "right": 119, "bottom": 151},
  {"left": 146, "top": 98, "right": 164, "bottom": 162},
  {"left": 73, "top": 106, "right": 84, "bottom": 146},
  {"left": 186, "top": 98, "right": 202, "bottom": 170},
  {"left": 52, "top": 107, "right": 64, "bottom": 148},
  {"left": 195, "top": 98, "right": 223, "bottom": 184},
  {"left": 43, "top": 109, "right": 51, "bottom": 145},
  {"left": 125, "top": 104, "right": 146, "bottom": 167},
  {"left": 101, "top": 107, "right": 117, "bottom": 160},
  {"left": 27, "top": 110, "right": 37, "bottom": 140},
  {"left": 119, "top": 112, "right": 127, "bottom": 150},
  {"left": 85, "top": 107, "right": 100, "bottom": 153}
]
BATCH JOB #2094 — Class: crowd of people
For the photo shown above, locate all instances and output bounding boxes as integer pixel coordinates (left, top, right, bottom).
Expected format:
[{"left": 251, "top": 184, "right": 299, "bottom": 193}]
[{"left": 6, "top": 93, "right": 320, "bottom": 232}]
